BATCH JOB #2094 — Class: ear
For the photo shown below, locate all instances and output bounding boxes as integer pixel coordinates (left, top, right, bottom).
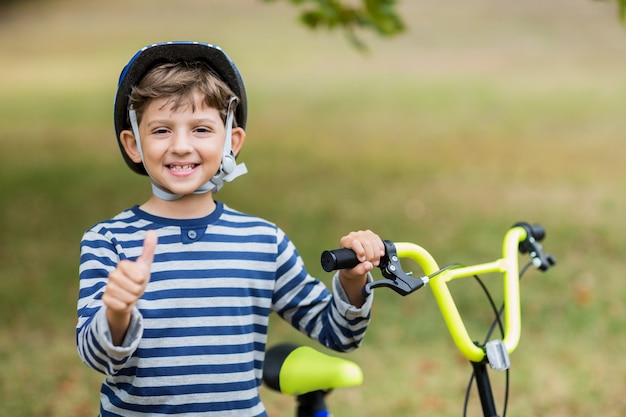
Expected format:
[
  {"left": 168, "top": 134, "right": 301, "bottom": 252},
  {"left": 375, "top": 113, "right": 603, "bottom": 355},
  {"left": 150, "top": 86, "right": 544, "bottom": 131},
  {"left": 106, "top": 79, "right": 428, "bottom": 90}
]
[
  {"left": 230, "top": 127, "right": 246, "bottom": 157},
  {"left": 119, "top": 130, "right": 143, "bottom": 163}
]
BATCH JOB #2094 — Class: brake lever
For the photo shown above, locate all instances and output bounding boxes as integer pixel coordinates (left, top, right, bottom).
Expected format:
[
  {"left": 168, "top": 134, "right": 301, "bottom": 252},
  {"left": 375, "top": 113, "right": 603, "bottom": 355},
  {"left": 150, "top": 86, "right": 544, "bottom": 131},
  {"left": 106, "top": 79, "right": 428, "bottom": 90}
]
[
  {"left": 514, "top": 222, "right": 557, "bottom": 271},
  {"left": 526, "top": 240, "right": 556, "bottom": 271},
  {"left": 363, "top": 240, "right": 429, "bottom": 297}
]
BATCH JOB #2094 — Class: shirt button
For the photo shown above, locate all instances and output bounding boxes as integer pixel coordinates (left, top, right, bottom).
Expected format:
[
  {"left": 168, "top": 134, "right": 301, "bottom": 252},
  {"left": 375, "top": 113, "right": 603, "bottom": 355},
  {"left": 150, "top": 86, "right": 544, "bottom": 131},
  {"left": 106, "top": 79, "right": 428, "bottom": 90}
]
[{"left": 187, "top": 230, "right": 197, "bottom": 239}]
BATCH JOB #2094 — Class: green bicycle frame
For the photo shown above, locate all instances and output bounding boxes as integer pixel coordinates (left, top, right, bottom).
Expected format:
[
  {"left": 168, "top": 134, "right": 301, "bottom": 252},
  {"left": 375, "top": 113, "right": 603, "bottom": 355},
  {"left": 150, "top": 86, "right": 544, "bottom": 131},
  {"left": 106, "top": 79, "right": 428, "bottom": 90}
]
[{"left": 395, "top": 226, "right": 527, "bottom": 363}]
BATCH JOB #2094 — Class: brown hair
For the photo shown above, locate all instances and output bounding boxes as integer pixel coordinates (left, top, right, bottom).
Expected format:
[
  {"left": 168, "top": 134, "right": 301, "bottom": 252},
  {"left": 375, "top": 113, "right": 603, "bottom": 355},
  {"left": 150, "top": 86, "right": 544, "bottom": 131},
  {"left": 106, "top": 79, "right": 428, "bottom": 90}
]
[{"left": 128, "top": 61, "right": 238, "bottom": 127}]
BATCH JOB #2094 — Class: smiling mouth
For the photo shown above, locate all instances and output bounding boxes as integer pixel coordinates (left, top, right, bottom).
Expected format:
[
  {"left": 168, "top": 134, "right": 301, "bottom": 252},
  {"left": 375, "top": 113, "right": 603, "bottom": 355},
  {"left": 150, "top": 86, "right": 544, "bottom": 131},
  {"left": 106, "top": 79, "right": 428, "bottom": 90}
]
[{"left": 168, "top": 164, "right": 198, "bottom": 171}]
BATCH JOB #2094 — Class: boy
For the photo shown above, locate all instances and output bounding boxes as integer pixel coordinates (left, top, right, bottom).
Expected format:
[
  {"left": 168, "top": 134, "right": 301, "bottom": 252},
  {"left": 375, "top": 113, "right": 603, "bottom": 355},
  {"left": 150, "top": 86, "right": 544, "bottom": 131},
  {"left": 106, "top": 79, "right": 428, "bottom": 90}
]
[{"left": 77, "top": 41, "right": 383, "bottom": 416}]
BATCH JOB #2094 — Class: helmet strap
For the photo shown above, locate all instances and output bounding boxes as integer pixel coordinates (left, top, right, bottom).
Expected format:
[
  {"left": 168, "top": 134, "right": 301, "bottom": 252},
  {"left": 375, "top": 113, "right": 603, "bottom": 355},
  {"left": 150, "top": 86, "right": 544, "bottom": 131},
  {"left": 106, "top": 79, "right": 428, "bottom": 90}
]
[
  {"left": 208, "top": 97, "right": 248, "bottom": 191},
  {"left": 128, "top": 99, "right": 247, "bottom": 201}
]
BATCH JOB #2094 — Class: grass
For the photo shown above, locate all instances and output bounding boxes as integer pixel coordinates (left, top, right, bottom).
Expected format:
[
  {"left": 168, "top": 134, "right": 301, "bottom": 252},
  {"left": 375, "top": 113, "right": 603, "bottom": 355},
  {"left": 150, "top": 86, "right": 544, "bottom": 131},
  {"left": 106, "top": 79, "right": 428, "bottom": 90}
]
[{"left": 1, "top": 0, "right": 626, "bottom": 416}]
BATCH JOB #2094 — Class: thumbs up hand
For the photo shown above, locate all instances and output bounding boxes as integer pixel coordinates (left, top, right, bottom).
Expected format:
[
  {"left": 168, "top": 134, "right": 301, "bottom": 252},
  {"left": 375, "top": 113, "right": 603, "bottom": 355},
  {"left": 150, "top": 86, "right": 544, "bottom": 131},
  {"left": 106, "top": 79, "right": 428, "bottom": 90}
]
[{"left": 102, "top": 230, "right": 157, "bottom": 345}]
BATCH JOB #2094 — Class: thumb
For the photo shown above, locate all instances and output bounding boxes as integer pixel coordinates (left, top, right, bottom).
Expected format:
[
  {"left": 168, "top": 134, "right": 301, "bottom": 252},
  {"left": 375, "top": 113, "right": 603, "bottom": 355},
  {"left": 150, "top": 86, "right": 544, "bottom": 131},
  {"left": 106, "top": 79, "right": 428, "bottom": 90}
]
[{"left": 137, "top": 230, "right": 157, "bottom": 266}]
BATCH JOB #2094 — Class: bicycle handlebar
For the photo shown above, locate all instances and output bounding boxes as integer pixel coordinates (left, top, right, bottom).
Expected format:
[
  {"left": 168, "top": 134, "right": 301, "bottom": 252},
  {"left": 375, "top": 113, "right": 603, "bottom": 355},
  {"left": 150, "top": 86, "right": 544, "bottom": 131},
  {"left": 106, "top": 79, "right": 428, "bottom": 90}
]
[{"left": 321, "top": 222, "right": 556, "bottom": 363}]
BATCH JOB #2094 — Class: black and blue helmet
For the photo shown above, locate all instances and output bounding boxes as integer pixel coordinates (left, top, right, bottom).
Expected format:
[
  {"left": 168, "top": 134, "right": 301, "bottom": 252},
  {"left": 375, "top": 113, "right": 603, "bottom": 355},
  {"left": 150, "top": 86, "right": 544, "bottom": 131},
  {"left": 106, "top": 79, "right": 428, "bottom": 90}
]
[{"left": 114, "top": 41, "right": 247, "bottom": 175}]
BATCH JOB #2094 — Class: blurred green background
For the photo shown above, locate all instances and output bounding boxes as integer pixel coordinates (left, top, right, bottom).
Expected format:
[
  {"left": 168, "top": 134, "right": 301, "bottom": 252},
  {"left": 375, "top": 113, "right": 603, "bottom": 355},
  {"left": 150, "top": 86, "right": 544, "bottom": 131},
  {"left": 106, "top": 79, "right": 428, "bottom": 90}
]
[{"left": 1, "top": 0, "right": 626, "bottom": 416}]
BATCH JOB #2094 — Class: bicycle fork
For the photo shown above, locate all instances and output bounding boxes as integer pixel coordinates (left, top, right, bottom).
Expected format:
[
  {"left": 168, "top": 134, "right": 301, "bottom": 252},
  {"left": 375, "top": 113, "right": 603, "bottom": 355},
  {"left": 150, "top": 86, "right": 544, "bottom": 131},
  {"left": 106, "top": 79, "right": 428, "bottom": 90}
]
[{"left": 471, "top": 361, "right": 500, "bottom": 417}]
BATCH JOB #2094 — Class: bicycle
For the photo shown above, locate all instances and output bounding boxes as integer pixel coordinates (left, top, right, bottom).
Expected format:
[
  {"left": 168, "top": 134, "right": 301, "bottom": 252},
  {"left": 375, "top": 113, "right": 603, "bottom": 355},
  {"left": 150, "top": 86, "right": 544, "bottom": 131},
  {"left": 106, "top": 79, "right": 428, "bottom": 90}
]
[{"left": 262, "top": 222, "right": 556, "bottom": 417}]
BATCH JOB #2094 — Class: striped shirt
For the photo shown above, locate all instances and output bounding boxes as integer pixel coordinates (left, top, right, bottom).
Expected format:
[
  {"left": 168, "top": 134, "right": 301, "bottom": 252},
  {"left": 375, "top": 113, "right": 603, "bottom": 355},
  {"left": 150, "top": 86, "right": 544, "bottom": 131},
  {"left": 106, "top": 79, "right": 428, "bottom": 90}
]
[{"left": 77, "top": 202, "right": 372, "bottom": 416}]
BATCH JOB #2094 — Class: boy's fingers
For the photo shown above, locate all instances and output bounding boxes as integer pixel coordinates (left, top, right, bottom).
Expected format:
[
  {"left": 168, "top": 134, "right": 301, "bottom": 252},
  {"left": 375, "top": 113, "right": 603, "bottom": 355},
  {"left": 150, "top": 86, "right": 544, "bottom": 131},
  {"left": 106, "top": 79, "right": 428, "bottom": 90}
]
[
  {"left": 341, "top": 230, "right": 384, "bottom": 263},
  {"left": 108, "top": 270, "right": 144, "bottom": 296},
  {"left": 137, "top": 230, "right": 157, "bottom": 266},
  {"left": 102, "top": 292, "right": 128, "bottom": 311}
]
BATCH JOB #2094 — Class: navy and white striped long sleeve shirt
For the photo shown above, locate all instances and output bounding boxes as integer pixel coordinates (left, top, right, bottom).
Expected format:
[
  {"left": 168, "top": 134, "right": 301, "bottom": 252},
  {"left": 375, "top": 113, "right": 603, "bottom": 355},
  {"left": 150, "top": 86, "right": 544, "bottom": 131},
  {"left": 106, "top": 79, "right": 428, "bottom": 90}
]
[{"left": 77, "top": 202, "right": 372, "bottom": 416}]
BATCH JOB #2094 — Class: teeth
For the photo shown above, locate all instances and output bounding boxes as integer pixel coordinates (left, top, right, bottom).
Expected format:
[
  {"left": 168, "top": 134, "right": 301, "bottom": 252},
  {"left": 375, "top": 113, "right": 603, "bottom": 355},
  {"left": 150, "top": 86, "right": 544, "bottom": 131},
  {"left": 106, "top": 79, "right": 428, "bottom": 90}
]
[{"left": 169, "top": 164, "right": 195, "bottom": 171}]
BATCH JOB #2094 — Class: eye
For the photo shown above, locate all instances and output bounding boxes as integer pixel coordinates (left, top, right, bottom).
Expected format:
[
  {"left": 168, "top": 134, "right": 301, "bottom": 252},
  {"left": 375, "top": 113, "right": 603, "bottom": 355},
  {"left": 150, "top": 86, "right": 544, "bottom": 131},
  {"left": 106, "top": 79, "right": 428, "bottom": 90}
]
[
  {"left": 194, "top": 126, "right": 214, "bottom": 136},
  {"left": 152, "top": 127, "right": 170, "bottom": 136}
]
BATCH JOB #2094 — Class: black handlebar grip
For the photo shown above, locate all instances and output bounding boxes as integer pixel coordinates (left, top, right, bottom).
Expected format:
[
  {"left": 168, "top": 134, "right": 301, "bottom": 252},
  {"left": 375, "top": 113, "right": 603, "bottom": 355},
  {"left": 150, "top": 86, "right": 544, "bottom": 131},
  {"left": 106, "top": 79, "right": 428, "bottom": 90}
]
[
  {"left": 529, "top": 224, "right": 545, "bottom": 242},
  {"left": 514, "top": 222, "right": 546, "bottom": 242},
  {"left": 321, "top": 248, "right": 360, "bottom": 272}
]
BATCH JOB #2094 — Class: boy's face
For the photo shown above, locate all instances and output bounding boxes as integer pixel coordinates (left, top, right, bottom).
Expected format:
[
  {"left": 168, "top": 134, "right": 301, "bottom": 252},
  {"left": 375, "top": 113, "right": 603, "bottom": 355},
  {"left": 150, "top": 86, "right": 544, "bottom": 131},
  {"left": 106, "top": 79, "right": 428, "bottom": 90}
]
[{"left": 121, "top": 90, "right": 245, "bottom": 197}]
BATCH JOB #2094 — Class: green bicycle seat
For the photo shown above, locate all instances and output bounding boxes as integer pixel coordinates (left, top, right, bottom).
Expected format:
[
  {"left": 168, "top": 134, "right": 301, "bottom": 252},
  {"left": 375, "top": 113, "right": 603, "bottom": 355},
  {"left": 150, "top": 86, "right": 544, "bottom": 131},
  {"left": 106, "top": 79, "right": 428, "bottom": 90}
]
[{"left": 263, "top": 343, "right": 363, "bottom": 395}]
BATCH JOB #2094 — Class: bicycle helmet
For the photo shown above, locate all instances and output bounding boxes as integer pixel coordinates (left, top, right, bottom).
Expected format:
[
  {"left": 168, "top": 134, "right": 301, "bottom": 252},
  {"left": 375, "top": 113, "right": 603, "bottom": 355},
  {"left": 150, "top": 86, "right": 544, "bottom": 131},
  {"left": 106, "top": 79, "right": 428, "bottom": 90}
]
[{"left": 114, "top": 41, "right": 248, "bottom": 176}]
